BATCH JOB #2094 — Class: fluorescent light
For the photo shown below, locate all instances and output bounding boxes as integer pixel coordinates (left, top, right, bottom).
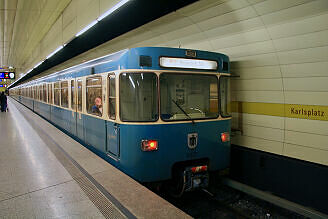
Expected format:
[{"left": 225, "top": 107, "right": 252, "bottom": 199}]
[
  {"left": 33, "top": 61, "right": 44, "bottom": 69},
  {"left": 75, "top": 20, "right": 98, "bottom": 37},
  {"left": 159, "top": 57, "right": 218, "bottom": 70},
  {"left": 26, "top": 69, "right": 33, "bottom": 74},
  {"left": 46, "top": 45, "right": 64, "bottom": 59},
  {"left": 97, "top": 0, "right": 129, "bottom": 21}
]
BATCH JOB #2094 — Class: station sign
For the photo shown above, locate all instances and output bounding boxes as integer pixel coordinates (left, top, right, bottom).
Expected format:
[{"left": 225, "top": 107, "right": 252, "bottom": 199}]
[{"left": 0, "top": 72, "right": 15, "bottom": 79}]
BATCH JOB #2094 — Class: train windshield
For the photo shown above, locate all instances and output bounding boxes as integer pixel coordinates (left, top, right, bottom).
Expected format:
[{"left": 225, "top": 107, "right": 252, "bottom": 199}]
[
  {"left": 120, "top": 73, "right": 158, "bottom": 122},
  {"left": 160, "top": 73, "right": 219, "bottom": 121}
]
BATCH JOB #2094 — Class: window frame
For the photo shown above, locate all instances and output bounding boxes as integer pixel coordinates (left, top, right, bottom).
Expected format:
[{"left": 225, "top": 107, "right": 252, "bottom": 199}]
[
  {"left": 86, "top": 76, "right": 103, "bottom": 117},
  {"left": 70, "top": 79, "right": 76, "bottom": 110},
  {"left": 76, "top": 78, "right": 83, "bottom": 112},
  {"left": 159, "top": 72, "right": 220, "bottom": 122},
  {"left": 218, "top": 75, "right": 232, "bottom": 118},
  {"left": 54, "top": 82, "right": 61, "bottom": 106},
  {"left": 42, "top": 84, "right": 47, "bottom": 102},
  {"left": 119, "top": 72, "right": 159, "bottom": 123},
  {"left": 108, "top": 74, "right": 116, "bottom": 120},
  {"left": 60, "top": 81, "right": 69, "bottom": 108},
  {"left": 48, "top": 83, "right": 53, "bottom": 104}
]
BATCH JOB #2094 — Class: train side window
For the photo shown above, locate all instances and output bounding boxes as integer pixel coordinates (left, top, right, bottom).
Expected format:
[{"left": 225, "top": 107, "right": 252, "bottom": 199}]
[
  {"left": 77, "top": 79, "right": 82, "bottom": 112},
  {"left": 71, "top": 80, "right": 76, "bottom": 110},
  {"left": 108, "top": 74, "right": 116, "bottom": 119},
  {"left": 43, "top": 84, "right": 47, "bottom": 102},
  {"left": 36, "top": 86, "right": 38, "bottom": 100},
  {"left": 86, "top": 76, "right": 102, "bottom": 117},
  {"left": 39, "top": 85, "right": 42, "bottom": 101},
  {"left": 54, "top": 82, "right": 60, "bottom": 106},
  {"left": 33, "top": 86, "right": 37, "bottom": 99},
  {"left": 61, "top": 81, "right": 68, "bottom": 108},
  {"left": 219, "top": 76, "right": 231, "bottom": 117},
  {"left": 48, "top": 84, "right": 53, "bottom": 104}
]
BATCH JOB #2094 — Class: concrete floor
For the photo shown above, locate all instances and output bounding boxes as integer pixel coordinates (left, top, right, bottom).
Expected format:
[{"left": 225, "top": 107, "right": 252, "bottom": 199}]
[{"left": 0, "top": 99, "right": 105, "bottom": 218}]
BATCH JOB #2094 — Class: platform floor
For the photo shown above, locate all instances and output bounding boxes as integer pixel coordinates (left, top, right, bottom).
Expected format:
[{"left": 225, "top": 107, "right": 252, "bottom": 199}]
[{"left": 0, "top": 98, "right": 189, "bottom": 219}]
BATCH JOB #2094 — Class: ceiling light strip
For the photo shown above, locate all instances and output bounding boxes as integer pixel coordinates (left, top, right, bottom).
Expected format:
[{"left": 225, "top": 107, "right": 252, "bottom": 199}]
[{"left": 97, "top": 0, "right": 130, "bottom": 21}]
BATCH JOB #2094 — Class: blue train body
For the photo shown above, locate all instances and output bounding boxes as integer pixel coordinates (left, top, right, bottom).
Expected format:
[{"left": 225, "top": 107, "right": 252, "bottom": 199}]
[{"left": 11, "top": 47, "right": 231, "bottom": 189}]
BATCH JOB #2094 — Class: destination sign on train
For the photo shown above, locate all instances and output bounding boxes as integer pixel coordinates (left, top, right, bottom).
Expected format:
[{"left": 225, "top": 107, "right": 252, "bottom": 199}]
[
  {"left": 159, "top": 57, "right": 217, "bottom": 70},
  {"left": 0, "top": 72, "right": 15, "bottom": 79}
]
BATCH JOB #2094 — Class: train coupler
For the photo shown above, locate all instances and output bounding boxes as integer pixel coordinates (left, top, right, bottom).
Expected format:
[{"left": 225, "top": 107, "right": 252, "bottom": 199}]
[{"left": 184, "top": 165, "right": 209, "bottom": 192}]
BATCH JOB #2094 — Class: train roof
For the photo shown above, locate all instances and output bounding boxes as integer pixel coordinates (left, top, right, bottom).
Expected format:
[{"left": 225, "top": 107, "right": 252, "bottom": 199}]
[{"left": 16, "top": 47, "right": 230, "bottom": 87}]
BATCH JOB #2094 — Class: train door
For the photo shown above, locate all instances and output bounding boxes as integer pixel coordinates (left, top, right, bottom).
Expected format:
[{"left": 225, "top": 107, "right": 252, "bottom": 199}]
[
  {"left": 106, "top": 74, "right": 119, "bottom": 157},
  {"left": 76, "top": 79, "right": 84, "bottom": 141}
]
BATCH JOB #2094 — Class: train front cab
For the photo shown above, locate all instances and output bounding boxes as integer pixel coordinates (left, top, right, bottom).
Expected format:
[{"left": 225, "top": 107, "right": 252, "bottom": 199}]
[{"left": 116, "top": 69, "right": 232, "bottom": 192}]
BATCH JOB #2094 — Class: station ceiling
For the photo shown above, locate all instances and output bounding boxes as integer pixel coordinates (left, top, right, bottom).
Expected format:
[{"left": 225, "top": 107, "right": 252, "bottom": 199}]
[
  {"left": 0, "top": 0, "right": 71, "bottom": 70},
  {"left": 2, "top": 0, "right": 197, "bottom": 87}
]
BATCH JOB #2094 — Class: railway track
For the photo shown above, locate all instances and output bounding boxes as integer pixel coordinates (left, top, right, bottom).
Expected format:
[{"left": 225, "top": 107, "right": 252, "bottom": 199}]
[{"left": 155, "top": 177, "right": 308, "bottom": 219}]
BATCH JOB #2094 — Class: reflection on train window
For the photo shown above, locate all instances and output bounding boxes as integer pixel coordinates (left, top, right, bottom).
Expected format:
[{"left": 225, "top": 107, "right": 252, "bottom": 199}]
[
  {"left": 43, "top": 84, "right": 47, "bottom": 102},
  {"left": 86, "top": 76, "right": 102, "bottom": 116},
  {"left": 71, "top": 80, "right": 76, "bottom": 110},
  {"left": 108, "top": 75, "right": 116, "bottom": 119},
  {"left": 61, "top": 81, "right": 68, "bottom": 108},
  {"left": 33, "top": 86, "right": 37, "bottom": 100},
  {"left": 48, "top": 84, "right": 53, "bottom": 104},
  {"left": 120, "top": 73, "right": 158, "bottom": 122},
  {"left": 219, "top": 76, "right": 231, "bottom": 117},
  {"left": 160, "top": 73, "right": 219, "bottom": 121},
  {"left": 39, "top": 85, "right": 42, "bottom": 101},
  {"left": 54, "top": 82, "right": 60, "bottom": 106},
  {"left": 77, "top": 79, "right": 82, "bottom": 112}
]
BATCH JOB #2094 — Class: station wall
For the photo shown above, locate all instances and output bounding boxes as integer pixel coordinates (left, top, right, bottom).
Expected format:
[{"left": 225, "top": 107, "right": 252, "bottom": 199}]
[{"left": 27, "top": 0, "right": 328, "bottom": 167}]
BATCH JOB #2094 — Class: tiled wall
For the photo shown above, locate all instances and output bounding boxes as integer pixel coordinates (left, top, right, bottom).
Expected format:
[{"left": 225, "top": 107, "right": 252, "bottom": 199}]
[{"left": 28, "top": 0, "right": 328, "bottom": 166}]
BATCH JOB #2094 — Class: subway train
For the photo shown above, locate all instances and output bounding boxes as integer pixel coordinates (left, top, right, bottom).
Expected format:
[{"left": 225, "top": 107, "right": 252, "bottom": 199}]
[{"left": 10, "top": 47, "right": 231, "bottom": 194}]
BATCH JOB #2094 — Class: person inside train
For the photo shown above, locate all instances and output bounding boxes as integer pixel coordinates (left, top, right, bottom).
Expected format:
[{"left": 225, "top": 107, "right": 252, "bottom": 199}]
[
  {"left": 92, "top": 96, "right": 102, "bottom": 116},
  {"left": 0, "top": 92, "right": 7, "bottom": 112}
]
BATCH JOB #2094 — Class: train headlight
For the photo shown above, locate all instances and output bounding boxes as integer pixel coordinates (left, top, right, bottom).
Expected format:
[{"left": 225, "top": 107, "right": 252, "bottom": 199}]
[
  {"left": 141, "top": 140, "right": 158, "bottom": 151},
  {"left": 221, "top": 132, "right": 230, "bottom": 142}
]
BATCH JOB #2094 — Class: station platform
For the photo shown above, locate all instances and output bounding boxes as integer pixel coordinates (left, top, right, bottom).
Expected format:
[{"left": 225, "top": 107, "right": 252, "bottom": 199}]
[{"left": 0, "top": 98, "right": 190, "bottom": 218}]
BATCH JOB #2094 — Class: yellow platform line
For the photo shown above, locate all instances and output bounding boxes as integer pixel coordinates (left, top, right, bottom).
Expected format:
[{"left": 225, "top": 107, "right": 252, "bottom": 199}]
[{"left": 231, "top": 101, "right": 328, "bottom": 121}]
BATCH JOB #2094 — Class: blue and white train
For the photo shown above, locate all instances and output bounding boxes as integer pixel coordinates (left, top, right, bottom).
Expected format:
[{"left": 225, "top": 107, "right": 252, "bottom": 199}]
[{"left": 10, "top": 47, "right": 231, "bottom": 194}]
